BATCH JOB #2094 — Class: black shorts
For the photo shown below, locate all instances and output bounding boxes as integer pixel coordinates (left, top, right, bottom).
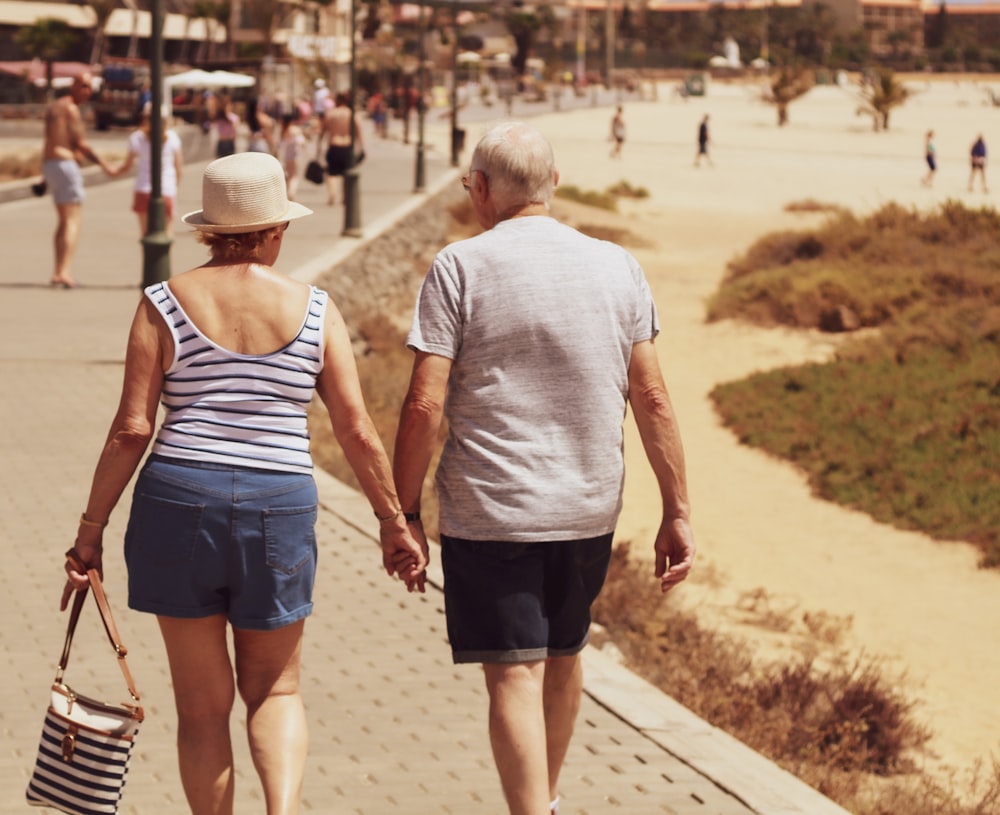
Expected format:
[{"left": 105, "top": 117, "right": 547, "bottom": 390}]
[
  {"left": 440, "top": 533, "right": 613, "bottom": 664},
  {"left": 325, "top": 145, "right": 352, "bottom": 177}
]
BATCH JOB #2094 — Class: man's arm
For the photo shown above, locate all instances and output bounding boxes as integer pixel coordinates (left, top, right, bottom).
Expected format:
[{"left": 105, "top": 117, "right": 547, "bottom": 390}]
[
  {"left": 627, "top": 339, "right": 695, "bottom": 593},
  {"left": 68, "top": 104, "right": 114, "bottom": 174},
  {"left": 394, "top": 351, "right": 450, "bottom": 514}
]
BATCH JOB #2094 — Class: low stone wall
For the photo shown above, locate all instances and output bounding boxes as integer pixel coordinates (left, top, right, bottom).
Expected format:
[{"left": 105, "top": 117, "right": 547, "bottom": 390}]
[{"left": 312, "top": 184, "right": 467, "bottom": 334}]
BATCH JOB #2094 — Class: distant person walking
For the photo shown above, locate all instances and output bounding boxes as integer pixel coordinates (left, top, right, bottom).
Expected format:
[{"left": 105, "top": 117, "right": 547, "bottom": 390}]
[
  {"left": 922, "top": 129, "right": 937, "bottom": 187},
  {"left": 211, "top": 97, "right": 239, "bottom": 158},
  {"left": 609, "top": 106, "right": 626, "bottom": 158},
  {"left": 114, "top": 105, "right": 184, "bottom": 238},
  {"left": 41, "top": 71, "right": 117, "bottom": 288},
  {"left": 277, "top": 113, "right": 306, "bottom": 201},
  {"left": 969, "top": 134, "right": 988, "bottom": 192},
  {"left": 317, "top": 92, "right": 365, "bottom": 207},
  {"left": 695, "top": 114, "right": 711, "bottom": 167}
]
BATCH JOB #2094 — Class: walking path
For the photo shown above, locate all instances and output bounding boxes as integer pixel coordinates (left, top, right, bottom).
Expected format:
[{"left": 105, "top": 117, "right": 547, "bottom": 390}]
[{"left": 0, "top": 109, "right": 850, "bottom": 814}]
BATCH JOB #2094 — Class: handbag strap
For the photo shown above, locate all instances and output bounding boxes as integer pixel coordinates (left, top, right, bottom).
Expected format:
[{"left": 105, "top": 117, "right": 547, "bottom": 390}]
[{"left": 59, "top": 550, "right": 141, "bottom": 703}]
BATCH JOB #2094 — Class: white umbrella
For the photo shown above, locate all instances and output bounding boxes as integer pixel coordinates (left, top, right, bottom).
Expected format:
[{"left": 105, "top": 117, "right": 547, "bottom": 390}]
[{"left": 165, "top": 69, "right": 255, "bottom": 89}]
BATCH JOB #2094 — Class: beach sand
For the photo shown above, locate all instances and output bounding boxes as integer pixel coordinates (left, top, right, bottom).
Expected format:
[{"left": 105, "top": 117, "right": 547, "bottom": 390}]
[{"left": 486, "top": 77, "right": 1000, "bottom": 794}]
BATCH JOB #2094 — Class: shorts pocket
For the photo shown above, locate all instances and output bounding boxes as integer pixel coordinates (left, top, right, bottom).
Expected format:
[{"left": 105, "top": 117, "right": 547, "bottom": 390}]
[
  {"left": 263, "top": 505, "right": 317, "bottom": 575},
  {"left": 125, "top": 492, "right": 204, "bottom": 565}
]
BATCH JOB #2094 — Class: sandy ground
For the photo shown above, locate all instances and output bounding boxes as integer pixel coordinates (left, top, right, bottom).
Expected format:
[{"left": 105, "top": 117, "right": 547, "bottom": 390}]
[{"left": 494, "top": 77, "right": 1000, "bottom": 796}]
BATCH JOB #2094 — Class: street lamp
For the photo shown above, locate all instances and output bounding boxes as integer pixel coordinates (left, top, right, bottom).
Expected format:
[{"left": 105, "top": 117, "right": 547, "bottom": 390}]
[
  {"left": 342, "top": 0, "right": 362, "bottom": 237},
  {"left": 414, "top": 2, "right": 427, "bottom": 192},
  {"left": 450, "top": 0, "right": 460, "bottom": 167},
  {"left": 141, "top": 0, "right": 170, "bottom": 287}
]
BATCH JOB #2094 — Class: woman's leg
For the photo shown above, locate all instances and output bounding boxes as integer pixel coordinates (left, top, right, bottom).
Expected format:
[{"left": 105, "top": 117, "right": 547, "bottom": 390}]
[
  {"left": 233, "top": 620, "right": 308, "bottom": 815},
  {"left": 158, "top": 614, "right": 237, "bottom": 815}
]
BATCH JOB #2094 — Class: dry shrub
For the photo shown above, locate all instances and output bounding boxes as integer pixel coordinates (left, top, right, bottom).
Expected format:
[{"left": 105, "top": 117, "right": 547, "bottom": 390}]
[{"left": 587, "top": 544, "right": 1000, "bottom": 815}]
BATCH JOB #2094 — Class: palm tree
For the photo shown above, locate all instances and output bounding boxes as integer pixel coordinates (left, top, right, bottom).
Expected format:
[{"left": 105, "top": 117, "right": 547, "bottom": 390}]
[
  {"left": 762, "top": 64, "right": 814, "bottom": 126},
  {"left": 856, "top": 69, "right": 911, "bottom": 132},
  {"left": 85, "top": 0, "right": 117, "bottom": 64},
  {"left": 15, "top": 18, "right": 78, "bottom": 99}
]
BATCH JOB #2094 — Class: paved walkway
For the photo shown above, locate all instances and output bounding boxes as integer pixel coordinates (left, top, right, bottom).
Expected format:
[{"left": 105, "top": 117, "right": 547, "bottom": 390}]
[{"left": 0, "top": 111, "right": 851, "bottom": 814}]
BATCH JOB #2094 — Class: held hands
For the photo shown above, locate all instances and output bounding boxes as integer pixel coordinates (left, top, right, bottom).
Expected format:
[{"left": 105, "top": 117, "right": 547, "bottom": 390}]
[
  {"left": 653, "top": 517, "right": 696, "bottom": 594},
  {"left": 380, "top": 520, "right": 429, "bottom": 594}
]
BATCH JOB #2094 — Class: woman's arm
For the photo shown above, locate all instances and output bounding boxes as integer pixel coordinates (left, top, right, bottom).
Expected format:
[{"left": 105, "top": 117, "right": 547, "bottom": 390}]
[
  {"left": 315, "top": 303, "right": 427, "bottom": 589},
  {"left": 62, "top": 297, "right": 167, "bottom": 607}
]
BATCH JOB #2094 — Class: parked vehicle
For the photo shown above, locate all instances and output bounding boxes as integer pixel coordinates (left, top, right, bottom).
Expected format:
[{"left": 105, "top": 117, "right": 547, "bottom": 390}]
[{"left": 93, "top": 60, "right": 150, "bottom": 130}]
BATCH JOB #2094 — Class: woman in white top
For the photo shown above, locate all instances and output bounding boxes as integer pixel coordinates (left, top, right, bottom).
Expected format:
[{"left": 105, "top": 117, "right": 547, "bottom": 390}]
[{"left": 115, "top": 106, "right": 184, "bottom": 237}]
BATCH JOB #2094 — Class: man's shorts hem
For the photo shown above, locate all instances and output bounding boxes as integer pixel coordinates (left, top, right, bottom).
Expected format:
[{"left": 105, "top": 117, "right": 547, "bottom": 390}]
[
  {"left": 453, "top": 634, "right": 590, "bottom": 665},
  {"left": 128, "top": 599, "right": 313, "bottom": 631}
]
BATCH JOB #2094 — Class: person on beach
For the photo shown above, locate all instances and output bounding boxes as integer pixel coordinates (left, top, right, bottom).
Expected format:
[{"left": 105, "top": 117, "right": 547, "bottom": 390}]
[
  {"left": 317, "top": 92, "right": 365, "bottom": 206},
  {"left": 695, "top": 114, "right": 711, "bottom": 166},
  {"left": 60, "top": 152, "right": 426, "bottom": 815},
  {"left": 609, "top": 105, "right": 626, "bottom": 158},
  {"left": 969, "top": 133, "right": 988, "bottom": 192},
  {"left": 113, "top": 104, "right": 184, "bottom": 238},
  {"left": 41, "top": 71, "right": 116, "bottom": 288},
  {"left": 393, "top": 121, "right": 696, "bottom": 815},
  {"left": 922, "top": 129, "right": 937, "bottom": 187}
]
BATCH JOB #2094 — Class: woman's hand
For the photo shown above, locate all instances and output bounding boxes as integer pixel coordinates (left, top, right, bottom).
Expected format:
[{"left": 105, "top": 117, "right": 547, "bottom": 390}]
[
  {"left": 380, "top": 521, "right": 429, "bottom": 594},
  {"left": 60, "top": 537, "right": 102, "bottom": 610}
]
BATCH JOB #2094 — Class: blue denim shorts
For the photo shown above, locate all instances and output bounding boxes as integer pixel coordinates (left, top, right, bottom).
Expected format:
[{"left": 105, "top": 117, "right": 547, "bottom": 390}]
[
  {"left": 440, "top": 533, "right": 613, "bottom": 664},
  {"left": 124, "top": 455, "right": 318, "bottom": 630}
]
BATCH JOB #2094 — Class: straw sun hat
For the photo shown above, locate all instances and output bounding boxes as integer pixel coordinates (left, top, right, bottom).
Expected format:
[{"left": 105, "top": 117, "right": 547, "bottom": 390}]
[{"left": 182, "top": 152, "right": 313, "bottom": 234}]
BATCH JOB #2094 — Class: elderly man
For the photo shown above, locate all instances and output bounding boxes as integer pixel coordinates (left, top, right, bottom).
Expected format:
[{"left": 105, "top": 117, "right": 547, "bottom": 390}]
[
  {"left": 41, "top": 71, "right": 116, "bottom": 288},
  {"left": 393, "top": 122, "right": 695, "bottom": 815}
]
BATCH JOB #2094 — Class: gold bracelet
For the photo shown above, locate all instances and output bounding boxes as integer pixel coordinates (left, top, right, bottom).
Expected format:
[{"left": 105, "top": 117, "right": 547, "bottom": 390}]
[
  {"left": 374, "top": 507, "right": 402, "bottom": 524},
  {"left": 79, "top": 513, "right": 108, "bottom": 529}
]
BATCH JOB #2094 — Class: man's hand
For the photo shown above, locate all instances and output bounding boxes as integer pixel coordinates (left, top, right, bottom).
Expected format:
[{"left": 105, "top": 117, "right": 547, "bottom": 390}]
[
  {"left": 653, "top": 517, "right": 695, "bottom": 594},
  {"left": 381, "top": 523, "right": 429, "bottom": 594}
]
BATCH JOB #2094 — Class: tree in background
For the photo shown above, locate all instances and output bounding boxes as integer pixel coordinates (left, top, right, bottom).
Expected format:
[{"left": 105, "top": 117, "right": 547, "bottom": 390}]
[
  {"left": 855, "top": 69, "right": 911, "bottom": 131},
  {"left": 84, "top": 0, "right": 117, "bottom": 64},
  {"left": 505, "top": 3, "right": 556, "bottom": 79},
  {"left": 762, "top": 64, "right": 814, "bottom": 126},
  {"left": 15, "top": 18, "right": 79, "bottom": 99}
]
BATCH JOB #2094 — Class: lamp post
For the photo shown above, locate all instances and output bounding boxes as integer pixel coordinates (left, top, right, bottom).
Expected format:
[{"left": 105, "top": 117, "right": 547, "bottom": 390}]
[
  {"left": 141, "top": 0, "right": 170, "bottom": 286},
  {"left": 342, "top": 0, "right": 362, "bottom": 237},
  {"left": 450, "top": 0, "right": 460, "bottom": 168},
  {"left": 414, "top": 2, "right": 427, "bottom": 192}
]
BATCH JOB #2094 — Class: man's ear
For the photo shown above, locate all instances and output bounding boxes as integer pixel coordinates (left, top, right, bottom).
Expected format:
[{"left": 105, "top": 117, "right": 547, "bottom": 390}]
[{"left": 553, "top": 169, "right": 560, "bottom": 189}]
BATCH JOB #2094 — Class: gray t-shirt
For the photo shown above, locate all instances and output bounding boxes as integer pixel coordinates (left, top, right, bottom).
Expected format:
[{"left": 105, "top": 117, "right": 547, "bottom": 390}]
[{"left": 407, "top": 215, "right": 659, "bottom": 541}]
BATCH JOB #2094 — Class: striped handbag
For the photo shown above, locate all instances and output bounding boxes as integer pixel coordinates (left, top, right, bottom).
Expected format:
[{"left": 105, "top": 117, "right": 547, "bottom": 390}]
[{"left": 26, "top": 551, "right": 144, "bottom": 815}]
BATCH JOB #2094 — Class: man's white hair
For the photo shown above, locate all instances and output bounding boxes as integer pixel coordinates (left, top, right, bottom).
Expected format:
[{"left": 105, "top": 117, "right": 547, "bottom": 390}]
[{"left": 471, "top": 122, "right": 557, "bottom": 212}]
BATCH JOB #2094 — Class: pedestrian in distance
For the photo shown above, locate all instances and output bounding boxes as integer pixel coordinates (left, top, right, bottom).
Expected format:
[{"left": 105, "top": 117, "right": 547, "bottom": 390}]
[
  {"left": 277, "top": 112, "right": 306, "bottom": 201},
  {"left": 609, "top": 105, "right": 626, "bottom": 158},
  {"left": 922, "top": 129, "right": 937, "bottom": 188},
  {"left": 695, "top": 114, "right": 711, "bottom": 166},
  {"left": 61, "top": 152, "right": 426, "bottom": 815},
  {"left": 317, "top": 92, "right": 365, "bottom": 206},
  {"left": 969, "top": 133, "right": 988, "bottom": 192},
  {"left": 40, "top": 71, "right": 117, "bottom": 288},
  {"left": 393, "top": 121, "right": 696, "bottom": 815},
  {"left": 113, "top": 104, "right": 184, "bottom": 238},
  {"left": 210, "top": 96, "right": 239, "bottom": 158}
]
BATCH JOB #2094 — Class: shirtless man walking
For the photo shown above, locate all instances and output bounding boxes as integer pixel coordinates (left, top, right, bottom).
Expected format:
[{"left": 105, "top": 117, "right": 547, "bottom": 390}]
[
  {"left": 317, "top": 92, "right": 364, "bottom": 206},
  {"left": 41, "top": 71, "right": 115, "bottom": 288}
]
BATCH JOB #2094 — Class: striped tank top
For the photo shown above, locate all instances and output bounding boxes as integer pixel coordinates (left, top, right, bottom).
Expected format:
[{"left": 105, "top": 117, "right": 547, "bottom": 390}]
[{"left": 144, "top": 281, "right": 327, "bottom": 475}]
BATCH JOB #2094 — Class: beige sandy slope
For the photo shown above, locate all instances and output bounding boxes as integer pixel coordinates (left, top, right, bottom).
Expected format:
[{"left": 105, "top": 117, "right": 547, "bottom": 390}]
[{"left": 473, "top": 78, "right": 1000, "bottom": 792}]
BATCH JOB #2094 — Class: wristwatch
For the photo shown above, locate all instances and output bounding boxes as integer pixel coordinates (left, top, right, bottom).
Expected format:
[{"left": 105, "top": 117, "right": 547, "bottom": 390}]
[{"left": 403, "top": 512, "right": 421, "bottom": 523}]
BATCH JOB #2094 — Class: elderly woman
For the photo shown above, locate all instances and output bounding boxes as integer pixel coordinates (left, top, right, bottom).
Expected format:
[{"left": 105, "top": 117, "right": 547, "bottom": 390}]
[{"left": 61, "top": 152, "right": 425, "bottom": 815}]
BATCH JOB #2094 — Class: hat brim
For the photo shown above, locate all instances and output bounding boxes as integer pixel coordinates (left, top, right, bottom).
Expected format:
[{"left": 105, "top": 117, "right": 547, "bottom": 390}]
[{"left": 181, "top": 201, "right": 313, "bottom": 234}]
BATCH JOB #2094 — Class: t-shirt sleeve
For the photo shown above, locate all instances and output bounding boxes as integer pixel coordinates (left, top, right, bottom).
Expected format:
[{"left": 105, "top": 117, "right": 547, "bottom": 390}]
[
  {"left": 629, "top": 253, "right": 660, "bottom": 343},
  {"left": 406, "top": 253, "right": 464, "bottom": 360}
]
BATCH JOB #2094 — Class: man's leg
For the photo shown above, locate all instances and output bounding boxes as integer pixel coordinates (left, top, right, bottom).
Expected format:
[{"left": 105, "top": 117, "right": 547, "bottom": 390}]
[
  {"left": 158, "top": 614, "right": 237, "bottom": 815},
  {"left": 234, "top": 620, "right": 308, "bottom": 815},
  {"left": 542, "top": 654, "right": 583, "bottom": 804},
  {"left": 483, "top": 661, "right": 551, "bottom": 815},
  {"left": 51, "top": 202, "right": 82, "bottom": 286}
]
